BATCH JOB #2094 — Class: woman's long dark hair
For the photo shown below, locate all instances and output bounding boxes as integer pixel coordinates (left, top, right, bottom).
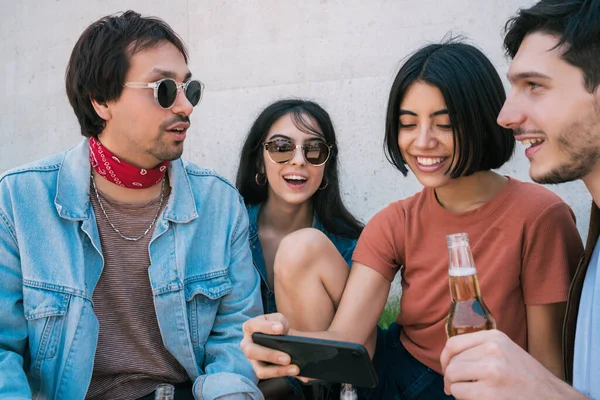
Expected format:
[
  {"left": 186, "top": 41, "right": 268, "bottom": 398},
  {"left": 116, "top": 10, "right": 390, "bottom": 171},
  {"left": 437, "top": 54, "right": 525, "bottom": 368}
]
[{"left": 236, "top": 99, "right": 363, "bottom": 240}]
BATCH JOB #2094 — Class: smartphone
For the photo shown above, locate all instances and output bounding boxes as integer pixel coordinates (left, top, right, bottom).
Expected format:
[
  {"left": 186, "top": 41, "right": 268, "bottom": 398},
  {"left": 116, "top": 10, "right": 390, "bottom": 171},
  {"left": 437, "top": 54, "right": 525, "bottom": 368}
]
[{"left": 252, "top": 333, "right": 378, "bottom": 388}]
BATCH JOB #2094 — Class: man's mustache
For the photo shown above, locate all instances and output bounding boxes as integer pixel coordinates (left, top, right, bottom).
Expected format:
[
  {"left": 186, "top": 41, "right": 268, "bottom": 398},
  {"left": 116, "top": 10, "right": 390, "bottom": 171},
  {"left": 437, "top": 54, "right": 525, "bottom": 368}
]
[
  {"left": 162, "top": 116, "right": 190, "bottom": 128},
  {"left": 512, "top": 127, "right": 544, "bottom": 136}
]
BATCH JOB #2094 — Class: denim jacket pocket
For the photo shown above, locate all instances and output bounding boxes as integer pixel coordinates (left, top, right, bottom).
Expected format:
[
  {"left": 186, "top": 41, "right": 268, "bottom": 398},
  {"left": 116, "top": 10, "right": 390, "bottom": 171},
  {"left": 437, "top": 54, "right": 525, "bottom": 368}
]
[
  {"left": 184, "top": 270, "right": 232, "bottom": 362},
  {"left": 22, "top": 284, "right": 70, "bottom": 374}
]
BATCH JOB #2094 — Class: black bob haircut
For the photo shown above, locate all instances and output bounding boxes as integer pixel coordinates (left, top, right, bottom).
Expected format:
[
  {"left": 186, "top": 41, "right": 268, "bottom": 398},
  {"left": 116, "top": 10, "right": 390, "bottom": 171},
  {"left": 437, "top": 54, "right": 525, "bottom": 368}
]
[
  {"left": 384, "top": 40, "right": 515, "bottom": 178},
  {"left": 65, "top": 10, "right": 188, "bottom": 138},
  {"left": 504, "top": 0, "right": 600, "bottom": 93},
  {"left": 236, "top": 99, "right": 363, "bottom": 240}
]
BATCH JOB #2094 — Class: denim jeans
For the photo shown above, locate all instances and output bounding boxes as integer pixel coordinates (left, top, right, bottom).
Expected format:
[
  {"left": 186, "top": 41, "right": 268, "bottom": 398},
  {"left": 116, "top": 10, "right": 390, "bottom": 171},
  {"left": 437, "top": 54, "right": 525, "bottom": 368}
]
[{"left": 358, "top": 323, "right": 454, "bottom": 400}]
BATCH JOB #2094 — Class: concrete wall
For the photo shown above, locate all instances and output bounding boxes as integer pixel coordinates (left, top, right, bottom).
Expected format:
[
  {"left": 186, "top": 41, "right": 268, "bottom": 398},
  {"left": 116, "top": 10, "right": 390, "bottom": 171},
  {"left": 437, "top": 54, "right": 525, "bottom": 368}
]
[{"left": 1, "top": 0, "right": 591, "bottom": 244}]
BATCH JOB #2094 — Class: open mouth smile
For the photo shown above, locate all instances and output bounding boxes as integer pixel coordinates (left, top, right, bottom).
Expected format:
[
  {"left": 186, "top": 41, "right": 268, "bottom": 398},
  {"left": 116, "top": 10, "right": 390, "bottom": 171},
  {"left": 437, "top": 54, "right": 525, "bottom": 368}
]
[
  {"left": 414, "top": 156, "right": 448, "bottom": 172},
  {"left": 519, "top": 138, "right": 545, "bottom": 158}
]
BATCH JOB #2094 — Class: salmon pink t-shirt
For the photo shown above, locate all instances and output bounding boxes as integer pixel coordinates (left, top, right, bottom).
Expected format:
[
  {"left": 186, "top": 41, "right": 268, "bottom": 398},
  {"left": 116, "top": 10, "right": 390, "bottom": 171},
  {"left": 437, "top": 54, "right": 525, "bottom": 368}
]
[{"left": 352, "top": 178, "right": 583, "bottom": 374}]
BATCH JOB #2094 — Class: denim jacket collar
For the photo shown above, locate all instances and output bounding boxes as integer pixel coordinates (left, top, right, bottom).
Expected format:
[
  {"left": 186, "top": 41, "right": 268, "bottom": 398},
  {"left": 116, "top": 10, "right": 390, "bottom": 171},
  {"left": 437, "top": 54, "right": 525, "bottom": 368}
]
[
  {"left": 54, "top": 140, "right": 93, "bottom": 221},
  {"left": 55, "top": 139, "right": 198, "bottom": 224}
]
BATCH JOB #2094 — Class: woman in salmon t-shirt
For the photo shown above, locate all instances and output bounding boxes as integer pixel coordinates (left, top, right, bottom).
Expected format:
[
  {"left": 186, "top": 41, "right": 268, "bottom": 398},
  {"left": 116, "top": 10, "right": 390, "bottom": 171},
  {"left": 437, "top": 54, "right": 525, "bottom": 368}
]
[{"left": 240, "top": 40, "right": 584, "bottom": 399}]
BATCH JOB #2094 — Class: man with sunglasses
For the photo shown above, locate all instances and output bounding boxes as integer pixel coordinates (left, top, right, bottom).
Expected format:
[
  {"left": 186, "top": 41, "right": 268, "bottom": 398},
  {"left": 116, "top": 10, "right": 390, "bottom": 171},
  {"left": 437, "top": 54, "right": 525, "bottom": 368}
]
[{"left": 0, "top": 10, "right": 263, "bottom": 400}]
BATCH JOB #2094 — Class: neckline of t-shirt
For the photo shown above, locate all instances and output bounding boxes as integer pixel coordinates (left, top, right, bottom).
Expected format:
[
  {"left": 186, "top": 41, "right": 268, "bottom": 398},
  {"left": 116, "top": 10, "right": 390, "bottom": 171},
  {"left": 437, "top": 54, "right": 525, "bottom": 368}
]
[
  {"left": 92, "top": 183, "right": 171, "bottom": 212},
  {"left": 425, "top": 176, "right": 520, "bottom": 224}
]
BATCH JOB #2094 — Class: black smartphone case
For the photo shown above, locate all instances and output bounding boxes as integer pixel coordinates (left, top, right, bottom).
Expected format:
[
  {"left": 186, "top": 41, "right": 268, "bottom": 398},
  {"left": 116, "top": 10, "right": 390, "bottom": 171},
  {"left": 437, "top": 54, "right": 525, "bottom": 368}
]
[{"left": 252, "top": 333, "right": 379, "bottom": 388}]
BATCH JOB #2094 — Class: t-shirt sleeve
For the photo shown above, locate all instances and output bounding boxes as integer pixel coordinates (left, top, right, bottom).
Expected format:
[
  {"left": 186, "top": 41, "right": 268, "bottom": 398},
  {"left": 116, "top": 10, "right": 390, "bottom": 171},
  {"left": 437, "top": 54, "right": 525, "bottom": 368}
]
[
  {"left": 522, "top": 201, "right": 584, "bottom": 304},
  {"left": 352, "top": 203, "right": 404, "bottom": 281}
]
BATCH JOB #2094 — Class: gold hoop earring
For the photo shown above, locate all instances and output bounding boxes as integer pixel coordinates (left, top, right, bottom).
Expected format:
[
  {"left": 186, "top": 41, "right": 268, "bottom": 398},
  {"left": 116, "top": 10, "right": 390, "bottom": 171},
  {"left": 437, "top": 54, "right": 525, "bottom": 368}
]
[
  {"left": 255, "top": 173, "right": 267, "bottom": 187},
  {"left": 318, "top": 180, "right": 328, "bottom": 190}
]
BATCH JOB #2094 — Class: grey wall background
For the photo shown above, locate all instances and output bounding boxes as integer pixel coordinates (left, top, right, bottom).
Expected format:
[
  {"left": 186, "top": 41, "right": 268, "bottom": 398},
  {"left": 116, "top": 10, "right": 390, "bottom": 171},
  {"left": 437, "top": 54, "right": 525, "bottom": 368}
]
[{"left": 1, "top": 0, "right": 591, "bottom": 245}]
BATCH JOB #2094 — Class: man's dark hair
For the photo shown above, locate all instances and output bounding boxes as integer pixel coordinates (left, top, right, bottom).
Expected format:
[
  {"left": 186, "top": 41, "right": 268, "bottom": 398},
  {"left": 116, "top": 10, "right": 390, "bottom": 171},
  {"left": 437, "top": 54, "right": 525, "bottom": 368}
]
[
  {"left": 384, "top": 40, "right": 514, "bottom": 178},
  {"left": 65, "top": 10, "right": 188, "bottom": 138},
  {"left": 236, "top": 99, "right": 363, "bottom": 240},
  {"left": 504, "top": 0, "right": 600, "bottom": 93}
]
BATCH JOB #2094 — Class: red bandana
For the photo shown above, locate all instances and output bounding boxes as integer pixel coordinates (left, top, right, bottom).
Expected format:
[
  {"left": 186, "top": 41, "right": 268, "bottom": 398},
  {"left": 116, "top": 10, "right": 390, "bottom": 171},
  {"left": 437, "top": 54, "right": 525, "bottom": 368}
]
[{"left": 89, "top": 137, "right": 169, "bottom": 189}]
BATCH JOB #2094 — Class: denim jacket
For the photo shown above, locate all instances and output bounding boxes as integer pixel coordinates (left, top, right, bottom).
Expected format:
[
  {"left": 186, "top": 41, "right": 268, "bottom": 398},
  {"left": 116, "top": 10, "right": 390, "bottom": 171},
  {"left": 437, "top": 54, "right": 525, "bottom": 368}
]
[
  {"left": 0, "top": 140, "right": 264, "bottom": 400},
  {"left": 246, "top": 203, "right": 356, "bottom": 315}
]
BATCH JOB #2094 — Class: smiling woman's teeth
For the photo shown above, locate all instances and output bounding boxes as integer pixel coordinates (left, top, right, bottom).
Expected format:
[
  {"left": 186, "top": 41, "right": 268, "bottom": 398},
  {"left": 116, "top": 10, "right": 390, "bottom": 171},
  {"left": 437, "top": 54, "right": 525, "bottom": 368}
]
[
  {"left": 417, "top": 157, "right": 444, "bottom": 166},
  {"left": 284, "top": 175, "right": 307, "bottom": 183}
]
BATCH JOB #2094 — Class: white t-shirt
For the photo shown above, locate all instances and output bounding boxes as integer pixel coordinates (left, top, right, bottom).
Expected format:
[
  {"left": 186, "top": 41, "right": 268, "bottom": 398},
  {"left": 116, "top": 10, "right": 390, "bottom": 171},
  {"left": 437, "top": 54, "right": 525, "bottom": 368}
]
[{"left": 573, "top": 236, "right": 600, "bottom": 399}]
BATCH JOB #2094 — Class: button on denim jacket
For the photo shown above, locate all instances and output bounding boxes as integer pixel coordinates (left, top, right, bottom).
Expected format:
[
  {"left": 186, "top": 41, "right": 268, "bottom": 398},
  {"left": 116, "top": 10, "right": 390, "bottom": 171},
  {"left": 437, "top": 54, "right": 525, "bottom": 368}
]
[
  {"left": 246, "top": 203, "right": 357, "bottom": 315},
  {"left": 0, "top": 140, "right": 264, "bottom": 400}
]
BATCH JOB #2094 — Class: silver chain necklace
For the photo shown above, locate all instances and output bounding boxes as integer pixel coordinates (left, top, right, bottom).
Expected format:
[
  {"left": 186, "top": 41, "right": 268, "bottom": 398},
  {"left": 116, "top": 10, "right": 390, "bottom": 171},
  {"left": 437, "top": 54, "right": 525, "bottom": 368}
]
[{"left": 90, "top": 173, "right": 166, "bottom": 241}]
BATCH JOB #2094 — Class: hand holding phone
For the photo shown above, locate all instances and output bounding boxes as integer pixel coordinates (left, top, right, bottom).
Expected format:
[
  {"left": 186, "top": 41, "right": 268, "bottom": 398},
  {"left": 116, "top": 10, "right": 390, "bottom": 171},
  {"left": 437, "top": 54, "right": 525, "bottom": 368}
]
[
  {"left": 241, "top": 313, "right": 302, "bottom": 381},
  {"left": 252, "top": 333, "right": 378, "bottom": 388}
]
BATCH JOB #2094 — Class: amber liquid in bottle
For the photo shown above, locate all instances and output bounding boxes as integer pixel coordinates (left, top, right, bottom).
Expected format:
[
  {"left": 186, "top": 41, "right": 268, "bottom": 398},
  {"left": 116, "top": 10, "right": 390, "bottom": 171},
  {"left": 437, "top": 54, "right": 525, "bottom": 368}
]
[{"left": 445, "top": 233, "right": 496, "bottom": 337}]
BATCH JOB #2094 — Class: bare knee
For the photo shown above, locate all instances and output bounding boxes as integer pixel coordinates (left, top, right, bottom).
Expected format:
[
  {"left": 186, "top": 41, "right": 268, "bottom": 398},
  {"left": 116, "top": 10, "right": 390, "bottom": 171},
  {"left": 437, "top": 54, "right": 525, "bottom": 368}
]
[
  {"left": 273, "top": 228, "right": 330, "bottom": 283},
  {"left": 273, "top": 228, "right": 345, "bottom": 331}
]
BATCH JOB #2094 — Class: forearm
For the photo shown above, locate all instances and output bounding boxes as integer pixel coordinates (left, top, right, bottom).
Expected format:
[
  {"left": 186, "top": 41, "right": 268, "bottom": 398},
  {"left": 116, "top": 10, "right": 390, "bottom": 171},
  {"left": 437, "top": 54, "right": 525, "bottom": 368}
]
[
  {"left": 286, "top": 263, "right": 389, "bottom": 360},
  {"left": 529, "top": 338, "right": 563, "bottom": 379},
  {"left": 526, "top": 303, "right": 566, "bottom": 379},
  {"left": 284, "top": 324, "right": 336, "bottom": 338},
  {"left": 327, "top": 263, "right": 389, "bottom": 344},
  {"left": 537, "top": 356, "right": 563, "bottom": 380}
]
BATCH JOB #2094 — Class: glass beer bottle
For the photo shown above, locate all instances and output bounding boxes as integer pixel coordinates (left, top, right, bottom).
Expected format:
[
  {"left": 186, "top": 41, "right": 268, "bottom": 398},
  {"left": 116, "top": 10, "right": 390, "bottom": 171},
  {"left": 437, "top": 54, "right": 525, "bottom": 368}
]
[
  {"left": 340, "top": 383, "right": 358, "bottom": 400},
  {"left": 445, "top": 232, "right": 496, "bottom": 337},
  {"left": 154, "top": 383, "right": 175, "bottom": 400}
]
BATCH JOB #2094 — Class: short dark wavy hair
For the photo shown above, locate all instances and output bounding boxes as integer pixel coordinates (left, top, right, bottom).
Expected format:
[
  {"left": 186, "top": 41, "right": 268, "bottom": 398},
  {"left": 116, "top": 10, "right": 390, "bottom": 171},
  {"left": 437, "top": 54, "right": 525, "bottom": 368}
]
[
  {"left": 504, "top": 0, "right": 600, "bottom": 93},
  {"left": 384, "top": 40, "right": 515, "bottom": 178},
  {"left": 65, "top": 10, "right": 188, "bottom": 138}
]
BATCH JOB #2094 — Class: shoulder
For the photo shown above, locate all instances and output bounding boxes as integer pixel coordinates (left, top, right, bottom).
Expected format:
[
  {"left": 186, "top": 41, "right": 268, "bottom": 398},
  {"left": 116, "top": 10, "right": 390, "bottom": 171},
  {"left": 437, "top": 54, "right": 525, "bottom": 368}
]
[
  {"left": 180, "top": 160, "right": 245, "bottom": 209},
  {"left": 370, "top": 189, "right": 425, "bottom": 222},
  {"left": 0, "top": 151, "right": 65, "bottom": 184},
  {"left": 0, "top": 152, "right": 68, "bottom": 232},
  {"left": 504, "top": 178, "right": 574, "bottom": 219},
  {"left": 0, "top": 152, "right": 66, "bottom": 211},
  {"left": 358, "top": 191, "right": 425, "bottom": 245},
  {"left": 182, "top": 160, "right": 238, "bottom": 193},
  {"left": 178, "top": 159, "right": 250, "bottom": 223},
  {"left": 507, "top": 179, "right": 568, "bottom": 208},
  {"left": 502, "top": 178, "right": 577, "bottom": 231}
]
